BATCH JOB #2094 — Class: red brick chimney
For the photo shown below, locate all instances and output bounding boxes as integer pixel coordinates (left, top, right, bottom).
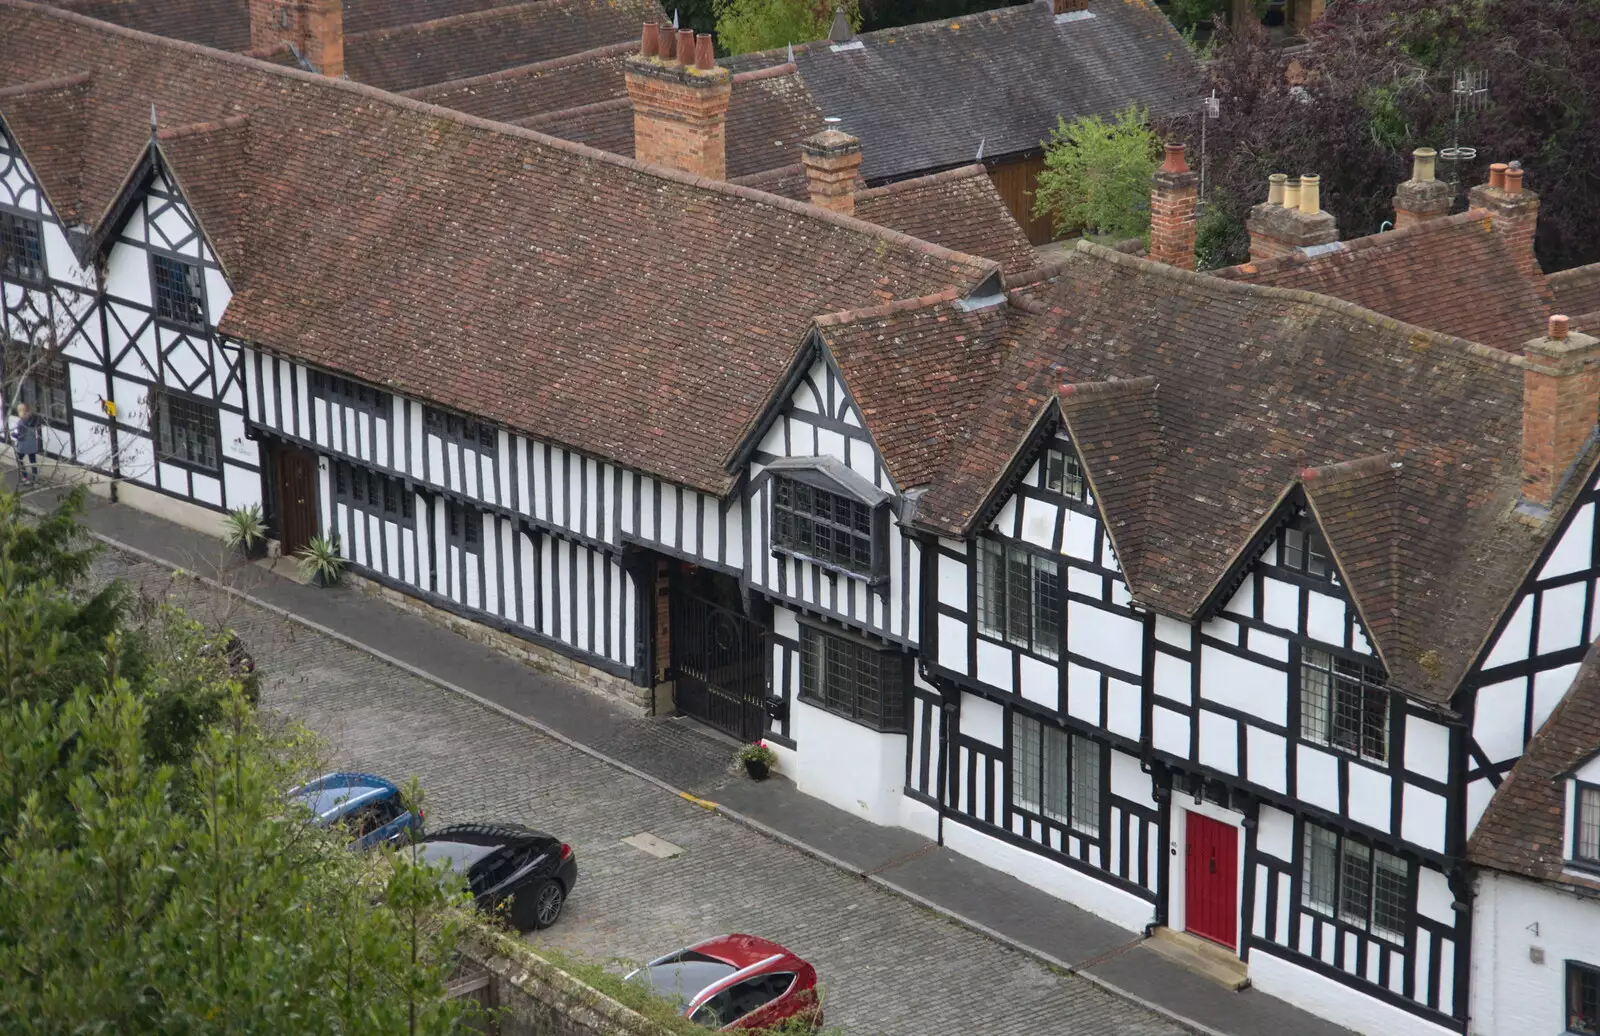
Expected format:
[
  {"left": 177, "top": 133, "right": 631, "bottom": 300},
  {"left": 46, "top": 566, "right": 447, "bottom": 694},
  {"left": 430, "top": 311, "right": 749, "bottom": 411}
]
[
  {"left": 802, "top": 121, "right": 862, "bottom": 216},
  {"left": 1246, "top": 171, "right": 1338, "bottom": 262},
  {"left": 1149, "top": 142, "right": 1197, "bottom": 270},
  {"left": 1469, "top": 159, "right": 1542, "bottom": 281},
  {"left": 250, "top": 0, "right": 343, "bottom": 78},
  {"left": 624, "top": 23, "right": 732, "bottom": 181},
  {"left": 1522, "top": 314, "right": 1600, "bottom": 509},
  {"left": 1053, "top": 0, "right": 1089, "bottom": 13},
  {"left": 1392, "top": 147, "right": 1451, "bottom": 228}
]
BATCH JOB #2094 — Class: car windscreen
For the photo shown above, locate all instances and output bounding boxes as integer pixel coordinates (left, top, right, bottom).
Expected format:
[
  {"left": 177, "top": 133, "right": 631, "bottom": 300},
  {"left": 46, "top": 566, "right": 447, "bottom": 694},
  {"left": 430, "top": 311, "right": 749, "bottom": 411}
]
[
  {"left": 415, "top": 840, "right": 499, "bottom": 874},
  {"left": 634, "top": 961, "right": 738, "bottom": 1009}
]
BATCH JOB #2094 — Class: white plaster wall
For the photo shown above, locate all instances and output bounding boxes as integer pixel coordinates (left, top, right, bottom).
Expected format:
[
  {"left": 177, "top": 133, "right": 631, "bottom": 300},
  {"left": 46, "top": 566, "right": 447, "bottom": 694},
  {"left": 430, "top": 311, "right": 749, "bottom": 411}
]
[
  {"left": 940, "top": 820, "right": 1156, "bottom": 932},
  {"left": 789, "top": 699, "right": 906, "bottom": 825},
  {"left": 1250, "top": 950, "right": 1460, "bottom": 1036},
  {"left": 1470, "top": 870, "right": 1600, "bottom": 1036}
]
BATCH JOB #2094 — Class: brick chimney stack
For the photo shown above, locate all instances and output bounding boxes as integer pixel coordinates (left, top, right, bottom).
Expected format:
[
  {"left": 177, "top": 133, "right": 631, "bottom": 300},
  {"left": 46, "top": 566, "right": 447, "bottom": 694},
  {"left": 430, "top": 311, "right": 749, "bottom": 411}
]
[
  {"left": 802, "top": 121, "right": 863, "bottom": 216},
  {"left": 1469, "top": 159, "right": 1542, "bottom": 281},
  {"left": 1522, "top": 314, "right": 1600, "bottom": 509},
  {"left": 1392, "top": 147, "right": 1451, "bottom": 228},
  {"left": 1053, "top": 0, "right": 1089, "bottom": 13},
  {"left": 250, "top": 0, "right": 344, "bottom": 78},
  {"left": 1148, "top": 143, "right": 1197, "bottom": 270},
  {"left": 625, "top": 22, "right": 732, "bottom": 180},
  {"left": 1246, "top": 171, "right": 1338, "bottom": 263}
]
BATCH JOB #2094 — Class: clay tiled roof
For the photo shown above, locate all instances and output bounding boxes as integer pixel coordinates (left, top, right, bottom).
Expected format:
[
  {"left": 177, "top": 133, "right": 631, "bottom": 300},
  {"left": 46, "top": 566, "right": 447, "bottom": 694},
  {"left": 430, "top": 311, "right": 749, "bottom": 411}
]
[
  {"left": 342, "top": 0, "right": 659, "bottom": 91},
  {"left": 1551, "top": 261, "right": 1600, "bottom": 327},
  {"left": 856, "top": 165, "right": 1037, "bottom": 277},
  {"left": 155, "top": 115, "right": 258, "bottom": 278},
  {"left": 0, "top": 72, "right": 89, "bottom": 224},
  {"left": 401, "top": 40, "right": 635, "bottom": 121},
  {"left": 814, "top": 292, "right": 1030, "bottom": 493},
  {"left": 828, "top": 242, "right": 1589, "bottom": 704},
  {"left": 0, "top": 1, "right": 996, "bottom": 496},
  {"left": 782, "top": 0, "right": 1199, "bottom": 182},
  {"left": 342, "top": 0, "right": 523, "bottom": 34},
  {"left": 44, "top": 0, "right": 252, "bottom": 49},
  {"left": 1470, "top": 642, "right": 1600, "bottom": 894},
  {"left": 1218, "top": 212, "right": 1554, "bottom": 349},
  {"left": 729, "top": 163, "right": 812, "bottom": 201},
  {"left": 525, "top": 64, "right": 826, "bottom": 180}
]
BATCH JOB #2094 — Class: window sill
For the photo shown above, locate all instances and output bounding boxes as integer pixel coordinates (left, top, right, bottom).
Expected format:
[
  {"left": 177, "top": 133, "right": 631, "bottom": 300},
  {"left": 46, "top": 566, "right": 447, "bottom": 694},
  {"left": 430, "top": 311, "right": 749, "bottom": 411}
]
[
  {"left": 154, "top": 453, "right": 222, "bottom": 476},
  {"left": 1299, "top": 736, "right": 1387, "bottom": 768},
  {"left": 976, "top": 630, "right": 1060, "bottom": 665},
  {"left": 796, "top": 694, "right": 904, "bottom": 735},
  {"left": 772, "top": 546, "right": 884, "bottom": 588}
]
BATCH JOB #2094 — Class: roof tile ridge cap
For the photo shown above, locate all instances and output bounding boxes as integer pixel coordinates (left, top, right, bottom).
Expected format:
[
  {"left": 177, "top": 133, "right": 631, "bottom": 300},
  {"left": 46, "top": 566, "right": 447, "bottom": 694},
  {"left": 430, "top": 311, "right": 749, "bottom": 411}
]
[
  {"left": 344, "top": 0, "right": 572, "bottom": 41},
  {"left": 812, "top": 287, "right": 961, "bottom": 328},
  {"left": 402, "top": 39, "right": 637, "bottom": 98},
  {"left": 1548, "top": 261, "right": 1600, "bottom": 285},
  {"left": 0, "top": 70, "right": 91, "bottom": 99},
  {"left": 1219, "top": 211, "right": 1484, "bottom": 280},
  {"left": 1007, "top": 292, "right": 1048, "bottom": 314},
  {"left": 854, "top": 2, "right": 1032, "bottom": 42},
  {"left": 1298, "top": 451, "right": 1400, "bottom": 484},
  {"left": 516, "top": 95, "right": 630, "bottom": 127},
  {"left": 729, "top": 162, "right": 805, "bottom": 186},
  {"left": 732, "top": 62, "right": 797, "bottom": 83},
  {"left": 156, "top": 113, "right": 251, "bottom": 141},
  {"left": 1003, "top": 261, "right": 1064, "bottom": 290},
  {"left": 1057, "top": 374, "right": 1158, "bottom": 401},
  {"left": 1080, "top": 240, "right": 1529, "bottom": 373},
  {"left": 3, "top": 0, "right": 994, "bottom": 272},
  {"left": 856, "top": 163, "right": 987, "bottom": 200}
]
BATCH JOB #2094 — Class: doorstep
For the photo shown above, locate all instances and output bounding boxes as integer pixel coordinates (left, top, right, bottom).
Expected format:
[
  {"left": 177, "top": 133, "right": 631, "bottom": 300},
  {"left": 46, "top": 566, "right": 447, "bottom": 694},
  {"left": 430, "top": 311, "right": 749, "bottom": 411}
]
[{"left": 1147, "top": 927, "right": 1251, "bottom": 991}]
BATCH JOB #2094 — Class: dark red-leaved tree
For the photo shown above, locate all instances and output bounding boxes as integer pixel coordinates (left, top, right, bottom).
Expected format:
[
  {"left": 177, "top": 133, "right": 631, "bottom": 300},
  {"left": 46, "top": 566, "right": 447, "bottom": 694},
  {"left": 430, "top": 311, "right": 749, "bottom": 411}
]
[{"left": 1191, "top": 0, "right": 1600, "bottom": 272}]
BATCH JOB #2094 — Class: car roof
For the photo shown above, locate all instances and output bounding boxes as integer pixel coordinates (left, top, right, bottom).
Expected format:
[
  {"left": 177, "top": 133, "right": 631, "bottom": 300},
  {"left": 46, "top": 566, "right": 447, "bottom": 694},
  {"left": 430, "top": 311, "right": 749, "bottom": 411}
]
[
  {"left": 289, "top": 772, "right": 399, "bottom": 823},
  {"left": 421, "top": 822, "right": 549, "bottom": 848},
  {"left": 688, "top": 934, "right": 801, "bottom": 971}
]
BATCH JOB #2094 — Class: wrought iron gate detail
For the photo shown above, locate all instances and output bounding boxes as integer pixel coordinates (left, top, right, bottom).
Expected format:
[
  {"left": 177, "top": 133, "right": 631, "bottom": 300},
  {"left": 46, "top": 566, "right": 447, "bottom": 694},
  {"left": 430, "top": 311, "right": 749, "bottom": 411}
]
[{"left": 670, "top": 590, "right": 767, "bottom": 742}]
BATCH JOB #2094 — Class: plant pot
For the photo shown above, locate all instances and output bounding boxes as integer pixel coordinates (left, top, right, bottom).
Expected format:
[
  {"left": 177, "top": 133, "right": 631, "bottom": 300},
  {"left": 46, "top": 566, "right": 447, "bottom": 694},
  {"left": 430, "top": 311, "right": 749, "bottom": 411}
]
[
  {"left": 743, "top": 759, "right": 769, "bottom": 781},
  {"left": 310, "top": 568, "right": 337, "bottom": 589},
  {"left": 238, "top": 538, "right": 267, "bottom": 561}
]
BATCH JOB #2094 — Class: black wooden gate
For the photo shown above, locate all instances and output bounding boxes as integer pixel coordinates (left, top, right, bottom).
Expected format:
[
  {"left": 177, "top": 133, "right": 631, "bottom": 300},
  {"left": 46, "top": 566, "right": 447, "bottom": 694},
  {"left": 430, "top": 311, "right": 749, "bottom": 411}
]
[{"left": 670, "top": 583, "right": 767, "bottom": 742}]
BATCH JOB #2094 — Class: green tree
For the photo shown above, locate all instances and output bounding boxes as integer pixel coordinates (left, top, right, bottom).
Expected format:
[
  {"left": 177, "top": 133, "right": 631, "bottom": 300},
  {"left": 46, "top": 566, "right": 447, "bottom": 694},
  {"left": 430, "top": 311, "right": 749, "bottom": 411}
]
[
  {"left": 714, "top": 0, "right": 859, "bottom": 55},
  {"left": 1033, "top": 105, "right": 1163, "bottom": 242},
  {"left": 0, "top": 490, "right": 471, "bottom": 1033}
]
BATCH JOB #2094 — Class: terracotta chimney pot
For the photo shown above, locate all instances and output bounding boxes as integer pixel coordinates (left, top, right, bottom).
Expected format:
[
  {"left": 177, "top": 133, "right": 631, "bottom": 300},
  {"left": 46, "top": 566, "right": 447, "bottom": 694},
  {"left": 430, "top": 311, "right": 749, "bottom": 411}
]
[
  {"left": 1550, "top": 314, "right": 1570, "bottom": 341},
  {"left": 1504, "top": 162, "right": 1524, "bottom": 195},
  {"left": 676, "top": 28, "right": 695, "bottom": 65},
  {"left": 1161, "top": 143, "right": 1189, "bottom": 174},
  {"left": 640, "top": 22, "right": 658, "bottom": 58},
  {"left": 694, "top": 33, "right": 715, "bottom": 70},
  {"left": 1489, "top": 162, "right": 1508, "bottom": 190}
]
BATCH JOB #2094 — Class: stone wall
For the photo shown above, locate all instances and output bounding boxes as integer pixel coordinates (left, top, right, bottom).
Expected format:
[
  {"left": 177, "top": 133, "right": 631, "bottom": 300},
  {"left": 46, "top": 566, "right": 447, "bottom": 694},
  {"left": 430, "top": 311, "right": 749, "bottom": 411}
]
[
  {"left": 345, "top": 571, "right": 654, "bottom": 714},
  {"left": 457, "top": 932, "right": 678, "bottom": 1036}
]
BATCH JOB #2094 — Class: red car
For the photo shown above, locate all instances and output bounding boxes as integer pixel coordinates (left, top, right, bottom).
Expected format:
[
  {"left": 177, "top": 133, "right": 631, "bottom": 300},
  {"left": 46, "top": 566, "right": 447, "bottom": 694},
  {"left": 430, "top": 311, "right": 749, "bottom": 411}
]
[{"left": 625, "top": 934, "right": 822, "bottom": 1031}]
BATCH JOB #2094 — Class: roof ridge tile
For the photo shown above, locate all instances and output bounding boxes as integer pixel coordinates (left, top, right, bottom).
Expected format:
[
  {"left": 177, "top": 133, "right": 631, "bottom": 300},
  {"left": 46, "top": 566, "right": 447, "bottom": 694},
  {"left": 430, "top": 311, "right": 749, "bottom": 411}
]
[{"left": 400, "top": 38, "right": 637, "bottom": 98}]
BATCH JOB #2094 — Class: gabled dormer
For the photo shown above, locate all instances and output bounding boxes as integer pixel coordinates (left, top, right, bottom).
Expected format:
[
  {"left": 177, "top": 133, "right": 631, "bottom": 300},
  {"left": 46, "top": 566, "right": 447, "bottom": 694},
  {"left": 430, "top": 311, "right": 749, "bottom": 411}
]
[{"left": 1561, "top": 748, "right": 1600, "bottom": 876}]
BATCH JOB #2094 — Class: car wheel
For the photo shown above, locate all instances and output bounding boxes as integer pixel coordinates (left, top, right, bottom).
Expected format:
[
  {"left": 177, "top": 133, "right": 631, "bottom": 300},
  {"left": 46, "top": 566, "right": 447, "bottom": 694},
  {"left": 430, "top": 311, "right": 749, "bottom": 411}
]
[{"left": 526, "top": 878, "right": 565, "bottom": 930}]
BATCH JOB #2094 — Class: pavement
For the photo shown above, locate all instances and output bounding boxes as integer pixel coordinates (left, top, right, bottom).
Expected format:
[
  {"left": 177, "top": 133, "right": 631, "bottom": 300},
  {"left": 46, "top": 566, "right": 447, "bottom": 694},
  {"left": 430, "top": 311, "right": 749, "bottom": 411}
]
[{"left": 54, "top": 487, "right": 1354, "bottom": 1036}]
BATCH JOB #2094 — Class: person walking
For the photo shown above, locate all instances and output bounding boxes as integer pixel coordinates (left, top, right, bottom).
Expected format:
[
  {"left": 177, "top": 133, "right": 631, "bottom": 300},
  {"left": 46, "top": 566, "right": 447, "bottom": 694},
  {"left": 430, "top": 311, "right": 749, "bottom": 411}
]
[{"left": 12, "top": 402, "right": 42, "bottom": 485}]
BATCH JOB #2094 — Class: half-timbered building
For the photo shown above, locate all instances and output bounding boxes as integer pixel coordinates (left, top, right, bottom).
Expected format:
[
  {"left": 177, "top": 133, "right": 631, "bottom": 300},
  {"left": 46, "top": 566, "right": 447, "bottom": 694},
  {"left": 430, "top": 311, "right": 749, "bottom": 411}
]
[{"left": 5, "top": 7, "right": 1600, "bottom": 1036}]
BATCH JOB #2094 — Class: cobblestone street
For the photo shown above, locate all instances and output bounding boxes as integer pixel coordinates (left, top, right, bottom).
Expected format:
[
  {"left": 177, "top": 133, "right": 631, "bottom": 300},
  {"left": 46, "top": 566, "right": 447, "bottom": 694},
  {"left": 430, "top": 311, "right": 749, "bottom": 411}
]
[{"left": 93, "top": 550, "right": 1186, "bottom": 1036}]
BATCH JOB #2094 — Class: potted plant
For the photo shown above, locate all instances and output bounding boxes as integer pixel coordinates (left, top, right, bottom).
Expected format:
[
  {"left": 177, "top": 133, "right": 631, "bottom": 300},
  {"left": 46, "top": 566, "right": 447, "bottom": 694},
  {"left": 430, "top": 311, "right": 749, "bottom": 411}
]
[
  {"left": 222, "top": 503, "right": 268, "bottom": 559},
  {"left": 736, "top": 741, "right": 777, "bottom": 781},
  {"left": 296, "top": 533, "right": 345, "bottom": 588}
]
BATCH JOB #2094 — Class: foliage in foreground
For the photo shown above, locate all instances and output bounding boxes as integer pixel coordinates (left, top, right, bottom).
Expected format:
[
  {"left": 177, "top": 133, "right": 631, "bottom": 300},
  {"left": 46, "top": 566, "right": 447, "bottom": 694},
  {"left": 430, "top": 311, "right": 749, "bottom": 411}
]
[
  {"left": 1034, "top": 105, "right": 1163, "bottom": 242},
  {"left": 714, "top": 0, "right": 860, "bottom": 55},
  {"left": 0, "top": 490, "right": 469, "bottom": 1034}
]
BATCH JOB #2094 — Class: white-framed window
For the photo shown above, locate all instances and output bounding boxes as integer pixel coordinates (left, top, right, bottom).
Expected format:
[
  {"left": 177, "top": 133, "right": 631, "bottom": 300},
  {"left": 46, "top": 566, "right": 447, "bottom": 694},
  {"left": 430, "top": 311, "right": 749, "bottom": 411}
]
[
  {"left": 1300, "top": 647, "right": 1389, "bottom": 763},
  {"left": 1301, "top": 822, "right": 1409, "bottom": 943},
  {"left": 1281, "top": 525, "right": 1332, "bottom": 579},
  {"left": 1010, "top": 713, "right": 1100, "bottom": 837},
  {"left": 1576, "top": 783, "right": 1600, "bottom": 865},
  {"left": 1042, "top": 446, "right": 1086, "bottom": 500},
  {"left": 977, "top": 539, "right": 1061, "bottom": 659}
]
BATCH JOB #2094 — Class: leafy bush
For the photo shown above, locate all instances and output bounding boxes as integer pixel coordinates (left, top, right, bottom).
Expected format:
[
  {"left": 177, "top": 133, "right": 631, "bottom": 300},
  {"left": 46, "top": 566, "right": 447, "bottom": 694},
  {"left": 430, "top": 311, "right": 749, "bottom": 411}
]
[{"left": 1033, "top": 105, "right": 1162, "bottom": 243}]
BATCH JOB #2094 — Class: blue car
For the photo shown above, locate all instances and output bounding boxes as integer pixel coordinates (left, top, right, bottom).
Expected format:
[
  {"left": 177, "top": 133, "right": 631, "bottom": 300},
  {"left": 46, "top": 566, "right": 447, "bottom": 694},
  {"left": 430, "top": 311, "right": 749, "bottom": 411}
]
[{"left": 289, "top": 772, "right": 422, "bottom": 850}]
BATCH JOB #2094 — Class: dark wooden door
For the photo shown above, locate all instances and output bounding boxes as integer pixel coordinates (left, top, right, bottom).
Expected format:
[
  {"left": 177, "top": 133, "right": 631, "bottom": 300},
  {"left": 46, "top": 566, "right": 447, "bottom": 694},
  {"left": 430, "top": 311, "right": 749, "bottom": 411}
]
[
  {"left": 274, "top": 444, "right": 319, "bottom": 557},
  {"left": 670, "top": 563, "right": 767, "bottom": 741},
  {"left": 1185, "top": 813, "right": 1238, "bottom": 949}
]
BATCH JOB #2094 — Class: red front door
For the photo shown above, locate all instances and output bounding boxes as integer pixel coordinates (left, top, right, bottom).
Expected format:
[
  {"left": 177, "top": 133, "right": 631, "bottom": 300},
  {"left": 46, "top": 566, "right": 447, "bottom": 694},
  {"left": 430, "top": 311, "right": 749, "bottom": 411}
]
[{"left": 1185, "top": 813, "right": 1238, "bottom": 949}]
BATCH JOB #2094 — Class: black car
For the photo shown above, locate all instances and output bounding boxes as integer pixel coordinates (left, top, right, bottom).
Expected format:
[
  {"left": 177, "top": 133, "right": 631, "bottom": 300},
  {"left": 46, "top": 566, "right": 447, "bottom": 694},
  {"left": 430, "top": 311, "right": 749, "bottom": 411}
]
[{"left": 414, "top": 823, "right": 576, "bottom": 930}]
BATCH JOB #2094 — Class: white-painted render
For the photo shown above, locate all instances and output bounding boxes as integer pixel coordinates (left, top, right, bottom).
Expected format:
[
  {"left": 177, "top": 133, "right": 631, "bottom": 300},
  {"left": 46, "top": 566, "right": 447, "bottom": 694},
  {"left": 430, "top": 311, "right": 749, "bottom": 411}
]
[{"left": 1469, "top": 870, "right": 1600, "bottom": 1036}]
